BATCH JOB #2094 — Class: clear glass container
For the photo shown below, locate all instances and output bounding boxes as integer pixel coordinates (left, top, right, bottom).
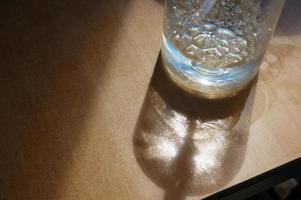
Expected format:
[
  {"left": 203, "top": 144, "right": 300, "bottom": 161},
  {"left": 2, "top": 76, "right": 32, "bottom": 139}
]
[{"left": 162, "top": 0, "right": 286, "bottom": 98}]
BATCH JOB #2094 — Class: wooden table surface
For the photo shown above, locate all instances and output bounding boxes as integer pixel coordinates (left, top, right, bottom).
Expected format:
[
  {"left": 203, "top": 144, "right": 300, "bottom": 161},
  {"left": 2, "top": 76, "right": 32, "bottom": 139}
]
[{"left": 1, "top": 0, "right": 301, "bottom": 200}]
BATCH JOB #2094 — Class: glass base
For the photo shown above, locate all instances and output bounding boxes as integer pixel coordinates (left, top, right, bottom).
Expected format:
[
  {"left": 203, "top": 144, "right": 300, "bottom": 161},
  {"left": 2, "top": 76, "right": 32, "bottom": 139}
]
[{"left": 161, "top": 34, "right": 260, "bottom": 99}]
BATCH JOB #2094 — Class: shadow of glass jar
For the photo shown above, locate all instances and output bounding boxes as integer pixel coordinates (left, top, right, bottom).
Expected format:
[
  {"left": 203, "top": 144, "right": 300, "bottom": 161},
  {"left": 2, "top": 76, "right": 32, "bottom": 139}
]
[{"left": 133, "top": 56, "right": 257, "bottom": 200}]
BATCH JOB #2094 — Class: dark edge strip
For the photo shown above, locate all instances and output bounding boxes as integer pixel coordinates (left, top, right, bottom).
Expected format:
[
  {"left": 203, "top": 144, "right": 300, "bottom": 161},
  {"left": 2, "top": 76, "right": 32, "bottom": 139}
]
[{"left": 204, "top": 157, "right": 301, "bottom": 200}]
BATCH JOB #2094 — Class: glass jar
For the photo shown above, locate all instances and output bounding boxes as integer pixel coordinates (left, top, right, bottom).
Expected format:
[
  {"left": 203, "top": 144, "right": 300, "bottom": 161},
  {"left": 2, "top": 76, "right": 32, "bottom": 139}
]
[{"left": 161, "top": 0, "right": 286, "bottom": 98}]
